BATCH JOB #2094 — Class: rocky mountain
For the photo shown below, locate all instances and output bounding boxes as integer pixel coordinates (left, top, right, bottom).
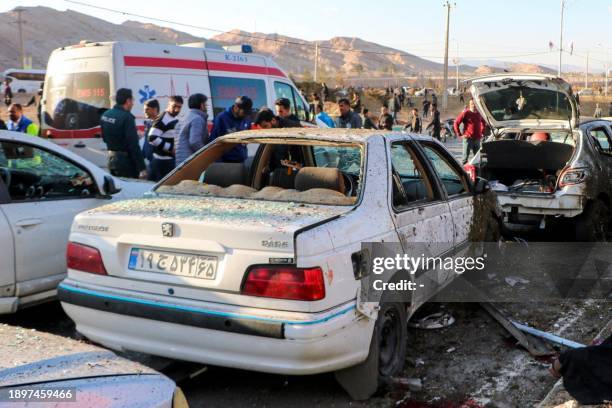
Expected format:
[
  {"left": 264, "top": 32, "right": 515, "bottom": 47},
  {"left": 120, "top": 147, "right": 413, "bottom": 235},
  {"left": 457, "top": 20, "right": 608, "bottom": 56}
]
[
  {"left": 0, "top": 6, "right": 201, "bottom": 70},
  {"left": 0, "top": 6, "right": 558, "bottom": 80},
  {"left": 210, "top": 29, "right": 447, "bottom": 77}
]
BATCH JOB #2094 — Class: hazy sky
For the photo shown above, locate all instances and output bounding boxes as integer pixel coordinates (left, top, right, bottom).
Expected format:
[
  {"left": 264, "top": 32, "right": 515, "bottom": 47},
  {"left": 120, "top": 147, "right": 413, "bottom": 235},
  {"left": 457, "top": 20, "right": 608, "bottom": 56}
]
[{"left": 2, "top": 0, "right": 611, "bottom": 70}]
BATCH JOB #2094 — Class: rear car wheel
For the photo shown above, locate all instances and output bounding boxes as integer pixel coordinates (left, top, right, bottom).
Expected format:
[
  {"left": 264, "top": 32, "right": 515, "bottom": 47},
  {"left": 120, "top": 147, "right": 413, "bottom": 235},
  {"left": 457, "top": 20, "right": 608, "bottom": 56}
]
[
  {"left": 335, "top": 302, "right": 407, "bottom": 400},
  {"left": 575, "top": 200, "right": 609, "bottom": 242}
]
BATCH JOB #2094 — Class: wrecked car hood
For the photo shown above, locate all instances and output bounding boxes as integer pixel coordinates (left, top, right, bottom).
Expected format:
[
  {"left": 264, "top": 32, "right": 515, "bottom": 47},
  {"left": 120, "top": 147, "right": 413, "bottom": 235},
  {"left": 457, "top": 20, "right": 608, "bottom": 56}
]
[{"left": 469, "top": 74, "right": 578, "bottom": 131}]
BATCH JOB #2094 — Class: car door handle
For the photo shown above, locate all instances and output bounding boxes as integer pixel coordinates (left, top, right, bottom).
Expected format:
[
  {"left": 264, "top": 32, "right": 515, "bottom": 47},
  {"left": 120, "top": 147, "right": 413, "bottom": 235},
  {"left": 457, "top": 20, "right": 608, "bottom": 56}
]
[
  {"left": 417, "top": 207, "right": 425, "bottom": 214},
  {"left": 15, "top": 218, "right": 43, "bottom": 227},
  {"left": 74, "top": 142, "right": 86, "bottom": 148}
]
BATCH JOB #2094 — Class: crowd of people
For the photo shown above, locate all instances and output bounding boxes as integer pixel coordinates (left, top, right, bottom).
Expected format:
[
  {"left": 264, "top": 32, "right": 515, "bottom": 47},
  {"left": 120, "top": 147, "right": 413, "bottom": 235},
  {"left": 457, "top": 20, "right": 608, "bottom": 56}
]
[{"left": 6, "top": 77, "right": 612, "bottom": 181}]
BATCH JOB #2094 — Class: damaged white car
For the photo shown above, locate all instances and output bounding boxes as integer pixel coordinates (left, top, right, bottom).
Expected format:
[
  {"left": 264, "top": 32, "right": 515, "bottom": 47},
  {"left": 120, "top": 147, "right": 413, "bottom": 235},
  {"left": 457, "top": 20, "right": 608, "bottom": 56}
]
[
  {"left": 466, "top": 74, "right": 612, "bottom": 240},
  {"left": 58, "top": 129, "right": 499, "bottom": 398},
  {"left": 0, "top": 131, "right": 152, "bottom": 314}
]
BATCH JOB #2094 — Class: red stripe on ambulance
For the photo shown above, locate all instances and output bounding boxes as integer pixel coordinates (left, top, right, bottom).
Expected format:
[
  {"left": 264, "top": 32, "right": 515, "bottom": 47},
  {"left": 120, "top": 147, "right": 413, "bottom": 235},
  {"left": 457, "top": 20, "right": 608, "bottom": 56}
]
[{"left": 123, "top": 56, "right": 286, "bottom": 77}]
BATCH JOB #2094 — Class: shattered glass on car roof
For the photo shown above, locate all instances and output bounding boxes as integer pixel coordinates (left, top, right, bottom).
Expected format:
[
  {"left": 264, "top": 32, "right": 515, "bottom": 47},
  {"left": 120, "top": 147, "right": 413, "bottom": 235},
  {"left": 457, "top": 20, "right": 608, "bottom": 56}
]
[{"left": 87, "top": 195, "right": 348, "bottom": 228}]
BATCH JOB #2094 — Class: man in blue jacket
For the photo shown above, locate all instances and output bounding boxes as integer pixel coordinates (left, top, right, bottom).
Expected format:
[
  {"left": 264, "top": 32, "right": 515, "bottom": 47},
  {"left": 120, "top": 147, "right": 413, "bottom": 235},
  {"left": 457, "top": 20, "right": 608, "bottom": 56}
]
[{"left": 209, "top": 96, "right": 253, "bottom": 163}]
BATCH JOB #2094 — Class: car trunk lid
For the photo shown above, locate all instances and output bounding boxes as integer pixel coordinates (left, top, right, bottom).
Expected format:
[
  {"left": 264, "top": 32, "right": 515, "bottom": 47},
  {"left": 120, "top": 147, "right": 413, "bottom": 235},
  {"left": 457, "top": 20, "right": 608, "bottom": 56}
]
[
  {"left": 469, "top": 75, "right": 578, "bottom": 132},
  {"left": 73, "top": 195, "right": 350, "bottom": 295}
]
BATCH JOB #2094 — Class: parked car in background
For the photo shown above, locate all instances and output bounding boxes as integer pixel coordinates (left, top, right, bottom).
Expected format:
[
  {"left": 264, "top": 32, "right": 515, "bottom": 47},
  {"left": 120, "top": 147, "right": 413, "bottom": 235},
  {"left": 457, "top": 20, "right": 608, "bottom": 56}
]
[
  {"left": 426, "top": 118, "right": 457, "bottom": 142},
  {"left": 466, "top": 73, "right": 612, "bottom": 240},
  {"left": 59, "top": 128, "right": 500, "bottom": 399},
  {"left": 414, "top": 88, "right": 435, "bottom": 97},
  {"left": 0, "top": 130, "right": 152, "bottom": 314},
  {"left": 41, "top": 41, "right": 311, "bottom": 168},
  {"left": 2, "top": 69, "right": 46, "bottom": 93},
  {"left": 0, "top": 326, "right": 186, "bottom": 407},
  {"left": 577, "top": 88, "right": 594, "bottom": 96}
]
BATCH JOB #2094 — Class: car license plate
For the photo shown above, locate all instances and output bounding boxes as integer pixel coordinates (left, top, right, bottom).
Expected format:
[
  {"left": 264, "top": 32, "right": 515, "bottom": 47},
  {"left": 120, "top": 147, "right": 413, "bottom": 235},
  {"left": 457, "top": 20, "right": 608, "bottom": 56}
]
[{"left": 128, "top": 248, "right": 217, "bottom": 280}]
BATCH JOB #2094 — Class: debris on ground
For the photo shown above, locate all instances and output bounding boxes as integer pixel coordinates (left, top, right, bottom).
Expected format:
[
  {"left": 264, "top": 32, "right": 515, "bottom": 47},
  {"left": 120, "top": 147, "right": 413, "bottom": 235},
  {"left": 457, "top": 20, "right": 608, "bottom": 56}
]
[
  {"left": 408, "top": 312, "right": 456, "bottom": 330},
  {"left": 391, "top": 377, "right": 423, "bottom": 392}
]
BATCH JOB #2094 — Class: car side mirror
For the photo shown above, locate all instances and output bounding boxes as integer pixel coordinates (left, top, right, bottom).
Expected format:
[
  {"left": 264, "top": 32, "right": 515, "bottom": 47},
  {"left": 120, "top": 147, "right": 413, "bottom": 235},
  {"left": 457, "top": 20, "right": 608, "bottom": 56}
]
[
  {"left": 473, "top": 177, "right": 490, "bottom": 195},
  {"left": 103, "top": 175, "right": 122, "bottom": 195}
]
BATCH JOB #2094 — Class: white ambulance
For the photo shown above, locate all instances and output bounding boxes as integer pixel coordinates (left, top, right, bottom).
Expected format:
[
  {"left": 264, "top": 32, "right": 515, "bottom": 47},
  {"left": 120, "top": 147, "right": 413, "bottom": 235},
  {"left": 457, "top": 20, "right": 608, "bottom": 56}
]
[{"left": 41, "top": 41, "right": 311, "bottom": 168}]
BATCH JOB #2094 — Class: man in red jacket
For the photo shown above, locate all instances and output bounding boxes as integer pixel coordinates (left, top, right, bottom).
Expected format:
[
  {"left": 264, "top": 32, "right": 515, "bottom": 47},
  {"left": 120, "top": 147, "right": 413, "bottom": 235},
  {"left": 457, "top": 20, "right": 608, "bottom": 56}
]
[{"left": 454, "top": 98, "right": 488, "bottom": 164}]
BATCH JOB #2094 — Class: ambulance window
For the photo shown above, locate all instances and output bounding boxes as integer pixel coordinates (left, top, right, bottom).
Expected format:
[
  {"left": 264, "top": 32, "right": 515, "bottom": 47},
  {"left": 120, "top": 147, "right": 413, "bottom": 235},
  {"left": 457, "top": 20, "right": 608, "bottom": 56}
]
[
  {"left": 209, "top": 76, "right": 267, "bottom": 117},
  {"left": 274, "top": 82, "right": 308, "bottom": 122}
]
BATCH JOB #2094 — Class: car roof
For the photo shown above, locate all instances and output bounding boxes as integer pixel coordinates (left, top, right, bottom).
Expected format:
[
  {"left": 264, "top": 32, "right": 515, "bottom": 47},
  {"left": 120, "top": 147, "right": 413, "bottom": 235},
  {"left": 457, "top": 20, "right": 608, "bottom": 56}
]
[
  {"left": 219, "top": 128, "right": 437, "bottom": 143},
  {"left": 0, "top": 130, "right": 61, "bottom": 149},
  {"left": 579, "top": 118, "right": 612, "bottom": 128},
  {"left": 466, "top": 73, "right": 562, "bottom": 83}
]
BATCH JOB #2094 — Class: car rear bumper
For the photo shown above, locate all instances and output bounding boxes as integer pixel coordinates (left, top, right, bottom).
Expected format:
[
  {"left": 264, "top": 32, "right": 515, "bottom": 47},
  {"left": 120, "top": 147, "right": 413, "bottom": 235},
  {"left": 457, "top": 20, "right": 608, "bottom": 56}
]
[
  {"left": 498, "top": 193, "right": 583, "bottom": 217},
  {"left": 58, "top": 280, "right": 373, "bottom": 375}
]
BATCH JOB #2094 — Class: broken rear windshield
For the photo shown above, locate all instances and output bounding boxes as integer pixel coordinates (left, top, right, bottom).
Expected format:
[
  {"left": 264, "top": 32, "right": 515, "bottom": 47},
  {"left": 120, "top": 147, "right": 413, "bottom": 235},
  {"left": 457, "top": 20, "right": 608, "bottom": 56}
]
[
  {"left": 155, "top": 140, "right": 364, "bottom": 206},
  {"left": 480, "top": 86, "right": 573, "bottom": 122}
]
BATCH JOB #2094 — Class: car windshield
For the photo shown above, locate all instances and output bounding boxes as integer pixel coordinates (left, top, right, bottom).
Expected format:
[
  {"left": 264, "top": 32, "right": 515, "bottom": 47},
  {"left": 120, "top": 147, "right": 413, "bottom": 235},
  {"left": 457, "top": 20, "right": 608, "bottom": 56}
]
[
  {"left": 480, "top": 86, "right": 573, "bottom": 122},
  {"left": 155, "top": 139, "right": 364, "bottom": 206}
]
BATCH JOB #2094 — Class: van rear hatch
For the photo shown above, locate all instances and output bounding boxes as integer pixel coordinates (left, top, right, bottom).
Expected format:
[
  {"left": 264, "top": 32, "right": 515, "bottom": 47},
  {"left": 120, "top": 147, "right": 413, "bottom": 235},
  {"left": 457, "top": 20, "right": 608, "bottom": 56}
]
[{"left": 70, "top": 195, "right": 350, "bottom": 306}]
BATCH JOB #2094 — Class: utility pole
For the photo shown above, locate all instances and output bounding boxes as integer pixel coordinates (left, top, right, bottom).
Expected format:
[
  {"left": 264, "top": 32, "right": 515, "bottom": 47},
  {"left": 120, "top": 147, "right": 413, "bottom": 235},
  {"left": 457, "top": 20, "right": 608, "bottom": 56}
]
[
  {"left": 585, "top": 51, "right": 589, "bottom": 90},
  {"left": 605, "top": 47, "right": 609, "bottom": 98},
  {"left": 13, "top": 7, "right": 26, "bottom": 69},
  {"left": 442, "top": 1, "right": 453, "bottom": 112},
  {"left": 314, "top": 42, "right": 319, "bottom": 83},
  {"left": 453, "top": 40, "right": 459, "bottom": 92},
  {"left": 558, "top": 0, "right": 564, "bottom": 77}
]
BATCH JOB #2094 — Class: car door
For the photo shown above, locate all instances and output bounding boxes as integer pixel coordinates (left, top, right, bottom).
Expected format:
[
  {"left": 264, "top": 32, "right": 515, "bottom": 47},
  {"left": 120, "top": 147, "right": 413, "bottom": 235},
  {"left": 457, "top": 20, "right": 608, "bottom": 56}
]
[
  {"left": 417, "top": 140, "right": 473, "bottom": 247},
  {"left": 586, "top": 125, "right": 612, "bottom": 193},
  {"left": 388, "top": 138, "right": 454, "bottom": 306},
  {"left": 0, "top": 140, "right": 108, "bottom": 298},
  {"left": 0, "top": 176, "right": 15, "bottom": 299}
]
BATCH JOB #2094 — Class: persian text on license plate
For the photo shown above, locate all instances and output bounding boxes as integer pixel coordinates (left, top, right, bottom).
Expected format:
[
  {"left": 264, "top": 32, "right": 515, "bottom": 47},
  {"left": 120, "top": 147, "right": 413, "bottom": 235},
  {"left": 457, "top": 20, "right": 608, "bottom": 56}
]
[{"left": 128, "top": 248, "right": 217, "bottom": 280}]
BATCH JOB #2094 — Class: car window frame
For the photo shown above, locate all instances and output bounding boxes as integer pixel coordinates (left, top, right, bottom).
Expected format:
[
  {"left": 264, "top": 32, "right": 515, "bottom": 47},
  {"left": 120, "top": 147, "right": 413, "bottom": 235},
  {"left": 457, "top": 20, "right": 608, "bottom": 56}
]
[
  {"left": 588, "top": 126, "right": 612, "bottom": 156},
  {"left": 0, "top": 140, "right": 101, "bottom": 204},
  {"left": 273, "top": 81, "right": 308, "bottom": 122},
  {"left": 389, "top": 140, "right": 442, "bottom": 213},
  {"left": 416, "top": 140, "right": 472, "bottom": 198}
]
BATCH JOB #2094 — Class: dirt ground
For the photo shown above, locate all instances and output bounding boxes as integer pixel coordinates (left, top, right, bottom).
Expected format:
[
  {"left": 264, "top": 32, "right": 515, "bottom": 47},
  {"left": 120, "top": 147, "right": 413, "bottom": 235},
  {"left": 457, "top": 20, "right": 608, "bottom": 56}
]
[{"left": 1, "top": 293, "right": 609, "bottom": 407}]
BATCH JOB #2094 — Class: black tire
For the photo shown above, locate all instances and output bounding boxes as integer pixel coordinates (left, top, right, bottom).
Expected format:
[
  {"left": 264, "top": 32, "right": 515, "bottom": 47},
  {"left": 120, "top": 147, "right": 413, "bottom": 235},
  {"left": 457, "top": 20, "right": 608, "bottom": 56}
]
[
  {"left": 376, "top": 302, "right": 408, "bottom": 380},
  {"left": 575, "top": 200, "right": 609, "bottom": 242},
  {"left": 334, "top": 302, "right": 407, "bottom": 400}
]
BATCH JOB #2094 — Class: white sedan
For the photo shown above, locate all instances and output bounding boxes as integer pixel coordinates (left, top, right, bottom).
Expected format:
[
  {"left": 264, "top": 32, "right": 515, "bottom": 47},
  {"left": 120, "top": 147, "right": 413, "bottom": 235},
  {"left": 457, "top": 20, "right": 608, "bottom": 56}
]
[
  {"left": 0, "top": 130, "right": 151, "bottom": 314},
  {"left": 59, "top": 129, "right": 500, "bottom": 399}
]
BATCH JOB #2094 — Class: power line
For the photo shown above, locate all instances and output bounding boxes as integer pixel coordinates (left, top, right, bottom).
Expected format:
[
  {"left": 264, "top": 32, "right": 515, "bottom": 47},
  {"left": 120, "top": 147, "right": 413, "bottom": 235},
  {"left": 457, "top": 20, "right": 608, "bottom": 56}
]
[{"left": 64, "top": 0, "right": 556, "bottom": 61}]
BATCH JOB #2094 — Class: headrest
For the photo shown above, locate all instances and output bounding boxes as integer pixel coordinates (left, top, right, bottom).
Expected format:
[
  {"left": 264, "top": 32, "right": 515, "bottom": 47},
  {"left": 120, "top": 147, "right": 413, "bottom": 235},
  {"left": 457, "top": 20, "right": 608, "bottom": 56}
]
[
  {"left": 269, "top": 167, "right": 298, "bottom": 189},
  {"left": 203, "top": 162, "right": 247, "bottom": 187},
  {"left": 530, "top": 132, "right": 550, "bottom": 142},
  {"left": 295, "top": 167, "right": 345, "bottom": 194}
]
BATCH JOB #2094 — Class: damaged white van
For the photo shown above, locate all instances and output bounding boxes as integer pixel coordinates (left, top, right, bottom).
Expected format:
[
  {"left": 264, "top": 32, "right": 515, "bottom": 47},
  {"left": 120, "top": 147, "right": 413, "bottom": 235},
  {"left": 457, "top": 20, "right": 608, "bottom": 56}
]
[
  {"left": 467, "top": 74, "right": 612, "bottom": 240},
  {"left": 58, "top": 129, "right": 499, "bottom": 399}
]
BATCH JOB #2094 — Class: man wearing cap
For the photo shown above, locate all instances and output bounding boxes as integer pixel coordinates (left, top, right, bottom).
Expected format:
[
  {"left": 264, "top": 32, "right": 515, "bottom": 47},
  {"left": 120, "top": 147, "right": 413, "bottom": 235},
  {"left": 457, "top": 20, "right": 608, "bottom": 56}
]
[{"left": 209, "top": 96, "right": 253, "bottom": 163}]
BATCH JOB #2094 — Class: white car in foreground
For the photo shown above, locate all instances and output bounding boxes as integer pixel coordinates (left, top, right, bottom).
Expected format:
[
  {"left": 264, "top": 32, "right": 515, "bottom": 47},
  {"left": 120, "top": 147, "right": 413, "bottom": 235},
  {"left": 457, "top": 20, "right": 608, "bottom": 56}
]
[
  {"left": 0, "top": 131, "right": 151, "bottom": 313},
  {"left": 59, "top": 129, "right": 499, "bottom": 398}
]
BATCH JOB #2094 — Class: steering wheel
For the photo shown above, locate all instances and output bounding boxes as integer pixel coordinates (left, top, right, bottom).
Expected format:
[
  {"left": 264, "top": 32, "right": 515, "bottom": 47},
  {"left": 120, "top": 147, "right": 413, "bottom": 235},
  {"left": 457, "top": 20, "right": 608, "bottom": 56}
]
[
  {"left": 341, "top": 172, "right": 355, "bottom": 197},
  {"left": 0, "top": 168, "right": 10, "bottom": 190}
]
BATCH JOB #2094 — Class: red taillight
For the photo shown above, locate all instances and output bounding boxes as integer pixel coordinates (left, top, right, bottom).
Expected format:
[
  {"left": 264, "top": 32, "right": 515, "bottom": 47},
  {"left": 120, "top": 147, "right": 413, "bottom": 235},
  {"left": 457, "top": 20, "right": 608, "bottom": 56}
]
[
  {"left": 241, "top": 266, "right": 326, "bottom": 301},
  {"left": 464, "top": 163, "right": 477, "bottom": 182},
  {"left": 66, "top": 242, "right": 107, "bottom": 275}
]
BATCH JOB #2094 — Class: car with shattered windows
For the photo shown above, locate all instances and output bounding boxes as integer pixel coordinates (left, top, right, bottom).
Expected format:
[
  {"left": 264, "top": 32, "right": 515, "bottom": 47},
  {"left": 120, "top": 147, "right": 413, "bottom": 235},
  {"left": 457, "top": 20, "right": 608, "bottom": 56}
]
[
  {"left": 58, "top": 128, "right": 500, "bottom": 398},
  {"left": 465, "top": 74, "right": 612, "bottom": 240},
  {"left": 0, "top": 130, "right": 151, "bottom": 314}
]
